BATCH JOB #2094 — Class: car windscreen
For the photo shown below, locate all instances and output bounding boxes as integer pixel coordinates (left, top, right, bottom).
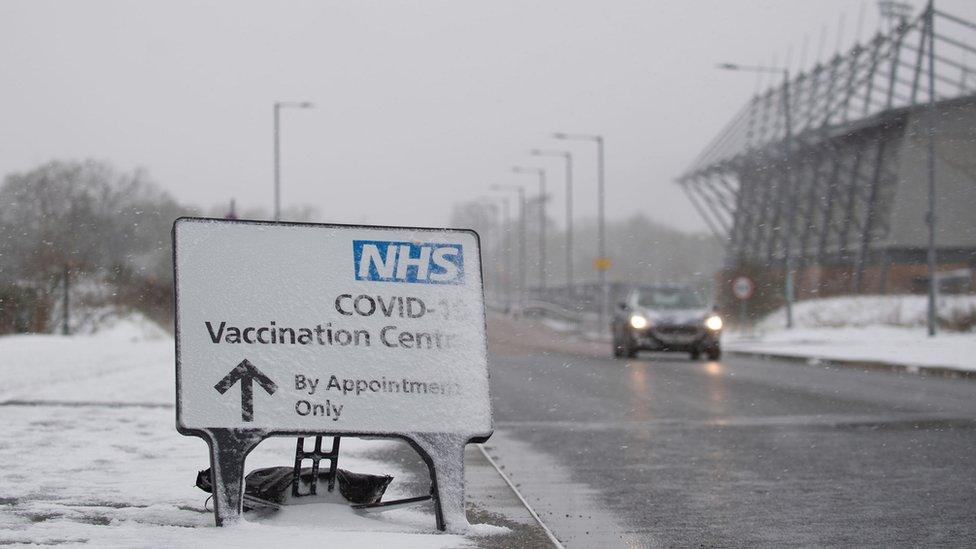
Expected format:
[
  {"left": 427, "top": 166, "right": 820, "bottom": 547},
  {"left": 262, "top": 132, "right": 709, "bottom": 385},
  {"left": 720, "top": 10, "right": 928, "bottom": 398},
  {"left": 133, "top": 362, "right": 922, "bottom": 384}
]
[{"left": 636, "top": 288, "right": 705, "bottom": 310}]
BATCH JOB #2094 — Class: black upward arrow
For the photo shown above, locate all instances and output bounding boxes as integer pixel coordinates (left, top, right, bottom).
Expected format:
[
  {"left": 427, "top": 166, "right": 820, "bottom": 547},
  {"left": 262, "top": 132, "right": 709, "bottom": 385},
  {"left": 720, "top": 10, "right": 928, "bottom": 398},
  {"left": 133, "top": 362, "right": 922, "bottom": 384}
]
[{"left": 214, "top": 359, "right": 278, "bottom": 422}]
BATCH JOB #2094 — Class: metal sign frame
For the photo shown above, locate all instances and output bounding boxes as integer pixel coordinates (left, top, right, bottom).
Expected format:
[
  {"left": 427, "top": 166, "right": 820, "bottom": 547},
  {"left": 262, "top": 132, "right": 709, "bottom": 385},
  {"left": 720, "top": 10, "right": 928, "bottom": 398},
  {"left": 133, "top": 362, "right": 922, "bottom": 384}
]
[{"left": 172, "top": 217, "right": 492, "bottom": 532}]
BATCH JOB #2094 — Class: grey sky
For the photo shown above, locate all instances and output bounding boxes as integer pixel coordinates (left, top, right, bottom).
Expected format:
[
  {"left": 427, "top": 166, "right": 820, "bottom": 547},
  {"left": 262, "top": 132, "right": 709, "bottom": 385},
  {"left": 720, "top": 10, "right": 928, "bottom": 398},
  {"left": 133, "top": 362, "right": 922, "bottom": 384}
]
[{"left": 2, "top": 0, "right": 973, "bottom": 232}]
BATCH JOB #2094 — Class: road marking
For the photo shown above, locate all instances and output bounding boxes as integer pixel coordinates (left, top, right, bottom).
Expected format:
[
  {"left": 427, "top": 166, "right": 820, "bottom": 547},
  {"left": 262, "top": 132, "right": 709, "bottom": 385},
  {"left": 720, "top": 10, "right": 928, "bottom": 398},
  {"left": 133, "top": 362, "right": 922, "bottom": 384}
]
[{"left": 477, "top": 443, "right": 565, "bottom": 549}]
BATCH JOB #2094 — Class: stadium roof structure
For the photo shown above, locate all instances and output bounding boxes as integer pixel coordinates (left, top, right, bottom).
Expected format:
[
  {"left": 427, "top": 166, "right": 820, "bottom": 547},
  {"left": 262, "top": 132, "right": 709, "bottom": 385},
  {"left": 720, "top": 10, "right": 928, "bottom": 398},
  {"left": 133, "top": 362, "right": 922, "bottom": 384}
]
[{"left": 677, "top": 2, "right": 976, "bottom": 292}]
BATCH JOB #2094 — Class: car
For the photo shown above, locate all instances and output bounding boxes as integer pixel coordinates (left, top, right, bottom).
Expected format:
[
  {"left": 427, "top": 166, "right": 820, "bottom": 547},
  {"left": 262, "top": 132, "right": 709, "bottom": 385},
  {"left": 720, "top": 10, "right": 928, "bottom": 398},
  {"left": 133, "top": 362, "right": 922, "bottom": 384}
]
[{"left": 611, "top": 285, "right": 722, "bottom": 360}]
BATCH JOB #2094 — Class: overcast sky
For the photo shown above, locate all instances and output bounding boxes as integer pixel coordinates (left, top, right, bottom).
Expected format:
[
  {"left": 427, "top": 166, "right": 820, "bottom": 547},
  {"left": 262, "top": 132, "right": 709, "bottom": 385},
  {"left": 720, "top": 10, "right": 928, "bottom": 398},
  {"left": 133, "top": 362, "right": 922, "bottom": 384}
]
[{"left": 2, "top": 0, "right": 974, "bottom": 232}]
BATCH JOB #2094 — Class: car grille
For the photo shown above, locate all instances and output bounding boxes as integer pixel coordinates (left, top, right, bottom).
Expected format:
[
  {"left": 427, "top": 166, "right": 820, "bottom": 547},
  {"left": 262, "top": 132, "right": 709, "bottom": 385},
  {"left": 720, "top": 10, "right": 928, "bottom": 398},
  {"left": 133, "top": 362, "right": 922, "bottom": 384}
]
[{"left": 653, "top": 325, "right": 700, "bottom": 337}]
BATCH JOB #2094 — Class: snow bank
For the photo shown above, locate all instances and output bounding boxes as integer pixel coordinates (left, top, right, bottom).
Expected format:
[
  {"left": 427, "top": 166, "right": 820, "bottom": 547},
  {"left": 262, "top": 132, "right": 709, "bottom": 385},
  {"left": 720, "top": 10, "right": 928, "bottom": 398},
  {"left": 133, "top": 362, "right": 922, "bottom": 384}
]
[
  {"left": 730, "top": 295, "right": 976, "bottom": 373},
  {"left": 68, "top": 308, "right": 170, "bottom": 340},
  {"left": 44, "top": 271, "right": 171, "bottom": 339},
  {"left": 728, "top": 325, "right": 976, "bottom": 372},
  {"left": 0, "top": 318, "right": 502, "bottom": 546},
  {"left": 756, "top": 294, "right": 976, "bottom": 330}
]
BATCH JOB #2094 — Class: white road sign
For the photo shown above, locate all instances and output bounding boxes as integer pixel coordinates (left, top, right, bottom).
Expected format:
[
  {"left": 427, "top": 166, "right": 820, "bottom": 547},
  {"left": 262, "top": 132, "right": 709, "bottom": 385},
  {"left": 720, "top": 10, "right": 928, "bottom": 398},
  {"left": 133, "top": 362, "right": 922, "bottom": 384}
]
[
  {"left": 174, "top": 218, "right": 492, "bottom": 438},
  {"left": 732, "top": 276, "right": 755, "bottom": 301}
]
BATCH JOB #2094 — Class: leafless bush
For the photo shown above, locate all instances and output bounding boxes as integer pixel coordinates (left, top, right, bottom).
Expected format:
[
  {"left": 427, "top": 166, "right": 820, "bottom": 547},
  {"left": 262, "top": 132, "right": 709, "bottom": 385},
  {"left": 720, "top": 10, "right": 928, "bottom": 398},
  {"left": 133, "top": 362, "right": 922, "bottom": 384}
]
[{"left": 0, "top": 159, "right": 192, "bottom": 333}]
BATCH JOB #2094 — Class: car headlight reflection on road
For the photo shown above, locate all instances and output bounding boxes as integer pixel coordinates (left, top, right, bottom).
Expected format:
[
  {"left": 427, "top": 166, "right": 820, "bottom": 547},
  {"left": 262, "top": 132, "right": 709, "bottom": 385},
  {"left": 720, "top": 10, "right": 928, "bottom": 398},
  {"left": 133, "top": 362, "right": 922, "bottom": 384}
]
[
  {"left": 704, "top": 315, "right": 723, "bottom": 331},
  {"left": 629, "top": 314, "right": 650, "bottom": 330}
]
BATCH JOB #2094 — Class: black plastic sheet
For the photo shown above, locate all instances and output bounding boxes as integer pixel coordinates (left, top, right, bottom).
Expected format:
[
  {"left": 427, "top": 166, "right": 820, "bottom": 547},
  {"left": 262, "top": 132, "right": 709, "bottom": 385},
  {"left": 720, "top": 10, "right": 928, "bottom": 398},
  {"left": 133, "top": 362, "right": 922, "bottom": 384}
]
[{"left": 196, "top": 466, "right": 393, "bottom": 511}]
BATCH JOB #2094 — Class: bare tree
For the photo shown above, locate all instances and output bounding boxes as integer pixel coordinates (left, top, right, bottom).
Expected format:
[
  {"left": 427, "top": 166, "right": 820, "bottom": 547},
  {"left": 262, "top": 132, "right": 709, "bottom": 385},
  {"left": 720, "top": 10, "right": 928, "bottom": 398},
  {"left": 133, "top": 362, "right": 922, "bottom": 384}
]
[{"left": 0, "top": 160, "right": 191, "bottom": 331}]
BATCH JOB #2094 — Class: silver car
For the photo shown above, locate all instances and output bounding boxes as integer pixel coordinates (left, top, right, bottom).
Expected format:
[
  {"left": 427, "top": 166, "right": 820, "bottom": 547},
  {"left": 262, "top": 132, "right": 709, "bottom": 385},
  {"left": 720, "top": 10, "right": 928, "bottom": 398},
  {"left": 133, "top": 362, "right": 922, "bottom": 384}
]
[{"left": 611, "top": 285, "right": 723, "bottom": 360}]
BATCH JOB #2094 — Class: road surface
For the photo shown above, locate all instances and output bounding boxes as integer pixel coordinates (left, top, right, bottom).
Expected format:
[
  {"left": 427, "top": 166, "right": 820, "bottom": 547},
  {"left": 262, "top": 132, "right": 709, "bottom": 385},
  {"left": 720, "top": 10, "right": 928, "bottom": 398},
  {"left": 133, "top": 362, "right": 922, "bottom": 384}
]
[{"left": 484, "top": 315, "right": 976, "bottom": 547}]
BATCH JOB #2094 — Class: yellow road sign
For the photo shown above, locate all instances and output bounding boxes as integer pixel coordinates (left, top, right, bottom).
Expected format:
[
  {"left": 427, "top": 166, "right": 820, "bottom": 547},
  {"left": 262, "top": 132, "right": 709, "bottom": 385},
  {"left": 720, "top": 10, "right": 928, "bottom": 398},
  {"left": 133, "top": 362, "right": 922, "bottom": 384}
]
[{"left": 594, "top": 257, "right": 612, "bottom": 271}]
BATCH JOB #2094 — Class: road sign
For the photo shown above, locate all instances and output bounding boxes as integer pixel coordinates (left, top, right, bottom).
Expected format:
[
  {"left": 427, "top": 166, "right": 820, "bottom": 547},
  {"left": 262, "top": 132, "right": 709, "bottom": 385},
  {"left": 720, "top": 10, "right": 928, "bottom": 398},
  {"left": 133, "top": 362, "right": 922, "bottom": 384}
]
[
  {"left": 594, "top": 256, "right": 612, "bottom": 271},
  {"left": 732, "top": 276, "right": 755, "bottom": 300},
  {"left": 173, "top": 217, "right": 491, "bottom": 532}
]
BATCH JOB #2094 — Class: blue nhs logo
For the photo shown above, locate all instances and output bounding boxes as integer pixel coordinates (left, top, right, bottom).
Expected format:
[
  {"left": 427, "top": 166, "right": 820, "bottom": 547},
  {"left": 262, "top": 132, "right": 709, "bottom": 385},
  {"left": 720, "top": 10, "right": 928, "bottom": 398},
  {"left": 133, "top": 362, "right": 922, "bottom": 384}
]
[{"left": 353, "top": 240, "right": 465, "bottom": 285}]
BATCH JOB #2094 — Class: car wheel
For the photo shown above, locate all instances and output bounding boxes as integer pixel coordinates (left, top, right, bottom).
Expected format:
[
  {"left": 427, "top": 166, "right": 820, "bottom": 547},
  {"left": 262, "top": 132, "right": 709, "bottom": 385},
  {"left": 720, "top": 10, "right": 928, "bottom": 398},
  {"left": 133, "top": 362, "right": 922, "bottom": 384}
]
[
  {"left": 612, "top": 338, "right": 624, "bottom": 358},
  {"left": 617, "top": 334, "right": 637, "bottom": 359},
  {"left": 706, "top": 347, "right": 721, "bottom": 361},
  {"left": 690, "top": 349, "right": 701, "bottom": 360},
  {"left": 625, "top": 342, "right": 638, "bottom": 359}
]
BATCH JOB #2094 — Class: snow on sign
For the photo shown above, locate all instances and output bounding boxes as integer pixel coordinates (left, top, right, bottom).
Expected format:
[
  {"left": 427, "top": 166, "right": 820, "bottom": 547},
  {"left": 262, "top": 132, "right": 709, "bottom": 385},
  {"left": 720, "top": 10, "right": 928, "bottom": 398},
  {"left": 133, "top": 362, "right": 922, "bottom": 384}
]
[{"left": 173, "top": 217, "right": 491, "bottom": 532}]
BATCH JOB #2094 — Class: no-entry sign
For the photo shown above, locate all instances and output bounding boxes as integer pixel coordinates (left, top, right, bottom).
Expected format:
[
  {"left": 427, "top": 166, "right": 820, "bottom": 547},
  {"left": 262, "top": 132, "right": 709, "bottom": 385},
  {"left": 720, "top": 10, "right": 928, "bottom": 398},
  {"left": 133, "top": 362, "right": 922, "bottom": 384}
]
[{"left": 173, "top": 217, "right": 491, "bottom": 531}]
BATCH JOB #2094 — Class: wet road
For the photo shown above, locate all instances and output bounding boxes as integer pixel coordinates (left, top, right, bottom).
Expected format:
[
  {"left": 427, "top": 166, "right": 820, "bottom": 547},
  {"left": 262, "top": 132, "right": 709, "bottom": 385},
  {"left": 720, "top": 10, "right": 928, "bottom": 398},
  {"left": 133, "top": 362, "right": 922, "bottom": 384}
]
[{"left": 484, "top": 319, "right": 976, "bottom": 547}]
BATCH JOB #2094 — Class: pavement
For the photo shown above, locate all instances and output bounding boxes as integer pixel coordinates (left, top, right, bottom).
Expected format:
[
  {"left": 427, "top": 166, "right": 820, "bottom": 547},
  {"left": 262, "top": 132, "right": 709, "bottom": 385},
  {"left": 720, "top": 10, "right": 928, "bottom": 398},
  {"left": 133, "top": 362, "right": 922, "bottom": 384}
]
[
  {"left": 370, "top": 441, "right": 557, "bottom": 548},
  {"left": 484, "top": 313, "right": 976, "bottom": 547},
  {"left": 726, "top": 347, "right": 976, "bottom": 379},
  {"left": 723, "top": 325, "right": 976, "bottom": 377},
  {"left": 0, "top": 329, "right": 555, "bottom": 548}
]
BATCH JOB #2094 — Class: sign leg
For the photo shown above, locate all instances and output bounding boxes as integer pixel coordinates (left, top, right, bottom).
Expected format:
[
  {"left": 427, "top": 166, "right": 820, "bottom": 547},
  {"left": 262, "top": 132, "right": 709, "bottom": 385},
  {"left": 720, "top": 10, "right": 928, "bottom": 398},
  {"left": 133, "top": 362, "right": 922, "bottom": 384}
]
[
  {"left": 412, "top": 433, "right": 469, "bottom": 533},
  {"left": 203, "top": 429, "right": 264, "bottom": 526}
]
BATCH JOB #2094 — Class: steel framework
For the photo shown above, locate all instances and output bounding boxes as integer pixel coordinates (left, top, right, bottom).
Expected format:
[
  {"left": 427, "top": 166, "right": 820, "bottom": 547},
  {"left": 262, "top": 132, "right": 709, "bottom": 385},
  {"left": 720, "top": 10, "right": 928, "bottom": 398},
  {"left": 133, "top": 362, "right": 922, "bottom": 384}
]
[{"left": 678, "top": 2, "right": 976, "bottom": 292}]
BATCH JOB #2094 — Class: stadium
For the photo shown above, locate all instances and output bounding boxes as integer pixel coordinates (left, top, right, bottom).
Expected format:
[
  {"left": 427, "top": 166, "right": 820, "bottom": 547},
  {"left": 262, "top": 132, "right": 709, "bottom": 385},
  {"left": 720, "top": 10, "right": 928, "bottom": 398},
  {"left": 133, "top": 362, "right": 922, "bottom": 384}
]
[{"left": 678, "top": 2, "right": 976, "bottom": 298}]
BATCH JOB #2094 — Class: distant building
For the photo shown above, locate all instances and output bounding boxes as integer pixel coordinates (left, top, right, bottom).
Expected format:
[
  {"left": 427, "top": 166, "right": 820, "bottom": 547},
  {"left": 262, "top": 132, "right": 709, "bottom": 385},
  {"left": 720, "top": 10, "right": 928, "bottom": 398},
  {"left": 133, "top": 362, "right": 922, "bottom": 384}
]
[{"left": 678, "top": 4, "right": 976, "bottom": 296}]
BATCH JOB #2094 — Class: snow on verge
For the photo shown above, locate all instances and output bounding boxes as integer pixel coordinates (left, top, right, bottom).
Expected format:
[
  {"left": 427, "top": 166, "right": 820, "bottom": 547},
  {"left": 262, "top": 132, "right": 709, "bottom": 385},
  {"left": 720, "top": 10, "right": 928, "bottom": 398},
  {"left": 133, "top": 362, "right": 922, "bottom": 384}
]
[
  {"left": 729, "top": 295, "right": 976, "bottom": 372},
  {"left": 0, "top": 316, "right": 504, "bottom": 547},
  {"left": 755, "top": 294, "right": 976, "bottom": 330}
]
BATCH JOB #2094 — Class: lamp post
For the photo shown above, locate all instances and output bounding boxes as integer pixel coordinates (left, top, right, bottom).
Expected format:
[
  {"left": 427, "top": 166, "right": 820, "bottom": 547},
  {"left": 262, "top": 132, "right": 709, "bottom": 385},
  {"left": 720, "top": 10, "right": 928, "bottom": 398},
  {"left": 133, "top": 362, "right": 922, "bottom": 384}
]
[
  {"left": 512, "top": 166, "right": 547, "bottom": 294},
  {"left": 478, "top": 196, "right": 513, "bottom": 311},
  {"left": 717, "top": 63, "right": 795, "bottom": 329},
  {"left": 924, "top": 4, "right": 938, "bottom": 337},
  {"left": 273, "top": 101, "right": 314, "bottom": 222},
  {"left": 553, "top": 132, "right": 608, "bottom": 329},
  {"left": 492, "top": 184, "right": 527, "bottom": 312},
  {"left": 530, "top": 149, "right": 574, "bottom": 297}
]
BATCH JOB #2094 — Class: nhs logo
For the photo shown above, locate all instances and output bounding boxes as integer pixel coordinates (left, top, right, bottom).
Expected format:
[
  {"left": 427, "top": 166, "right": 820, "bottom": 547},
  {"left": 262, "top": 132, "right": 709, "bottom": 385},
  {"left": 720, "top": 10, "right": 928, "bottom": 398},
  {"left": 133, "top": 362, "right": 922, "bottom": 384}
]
[{"left": 353, "top": 240, "right": 465, "bottom": 285}]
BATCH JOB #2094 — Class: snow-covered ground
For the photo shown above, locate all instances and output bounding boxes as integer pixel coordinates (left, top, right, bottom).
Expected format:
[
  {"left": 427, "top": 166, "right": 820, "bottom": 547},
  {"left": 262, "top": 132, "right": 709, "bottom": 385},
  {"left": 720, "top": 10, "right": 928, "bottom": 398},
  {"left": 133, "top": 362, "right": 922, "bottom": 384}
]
[
  {"left": 728, "top": 295, "right": 976, "bottom": 373},
  {"left": 0, "top": 314, "right": 495, "bottom": 548},
  {"left": 754, "top": 294, "right": 976, "bottom": 330}
]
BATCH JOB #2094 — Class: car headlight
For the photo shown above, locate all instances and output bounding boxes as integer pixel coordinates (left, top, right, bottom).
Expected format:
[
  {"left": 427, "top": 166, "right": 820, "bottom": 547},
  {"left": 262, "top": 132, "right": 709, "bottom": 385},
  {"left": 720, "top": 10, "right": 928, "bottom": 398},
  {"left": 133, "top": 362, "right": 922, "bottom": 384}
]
[
  {"left": 704, "top": 315, "right": 723, "bottom": 331},
  {"left": 629, "top": 314, "right": 649, "bottom": 330}
]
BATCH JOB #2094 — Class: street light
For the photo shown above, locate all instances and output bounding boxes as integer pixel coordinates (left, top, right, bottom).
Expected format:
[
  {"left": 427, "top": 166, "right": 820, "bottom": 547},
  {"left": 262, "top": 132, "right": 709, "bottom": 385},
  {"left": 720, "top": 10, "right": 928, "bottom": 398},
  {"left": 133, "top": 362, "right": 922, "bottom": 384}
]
[
  {"left": 717, "top": 63, "right": 795, "bottom": 329},
  {"left": 477, "top": 195, "right": 513, "bottom": 311},
  {"left": 553, "top": 132, "right": 608, "bottom": 329},
  {"left": 273, "top": 101, "right": 314, "bottom": 222},
  {"left": 512, "top": 166, "right": 547, "bottom": 293},
  {"left": 924, "top": 7, "right": 938, "bottom": 338},
  {"left": 530, "top": 149, "right": 574, "bottom": 297},
  {"left": 491, "top": 183, "right": 527, "bottom": 312}
]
